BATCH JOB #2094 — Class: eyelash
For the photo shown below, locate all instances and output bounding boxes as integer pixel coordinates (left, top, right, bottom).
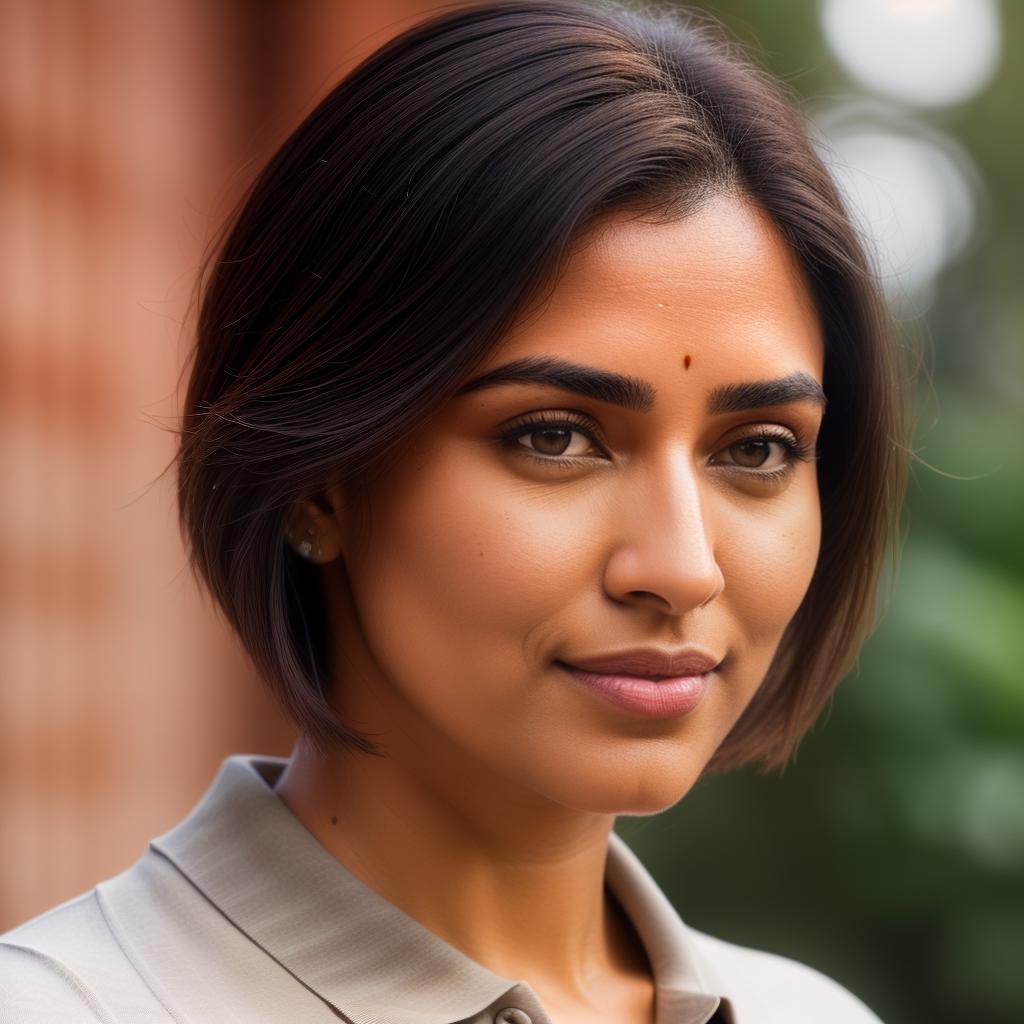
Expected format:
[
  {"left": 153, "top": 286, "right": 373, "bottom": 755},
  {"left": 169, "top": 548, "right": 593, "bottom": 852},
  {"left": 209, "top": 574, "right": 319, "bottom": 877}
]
[{"left": 496, "top": 411, "right": 819, "bottom": 484}]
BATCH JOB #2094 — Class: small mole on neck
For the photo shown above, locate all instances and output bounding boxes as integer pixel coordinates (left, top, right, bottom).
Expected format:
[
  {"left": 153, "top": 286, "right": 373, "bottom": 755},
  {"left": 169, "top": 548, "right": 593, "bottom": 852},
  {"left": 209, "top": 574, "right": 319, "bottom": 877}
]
[
  {"left": 330, "top": 815, "right": 338, "bottom": 825},
  {"left": 683, "top": 354, "right": 692, "bottom": 370}
]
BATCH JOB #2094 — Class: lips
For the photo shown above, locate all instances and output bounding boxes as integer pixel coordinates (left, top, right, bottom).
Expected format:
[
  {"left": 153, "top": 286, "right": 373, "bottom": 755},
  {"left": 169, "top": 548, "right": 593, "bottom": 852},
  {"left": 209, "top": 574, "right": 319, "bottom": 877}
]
[{"left": 557, "top": 647, "right": 721, "bottom": 679}]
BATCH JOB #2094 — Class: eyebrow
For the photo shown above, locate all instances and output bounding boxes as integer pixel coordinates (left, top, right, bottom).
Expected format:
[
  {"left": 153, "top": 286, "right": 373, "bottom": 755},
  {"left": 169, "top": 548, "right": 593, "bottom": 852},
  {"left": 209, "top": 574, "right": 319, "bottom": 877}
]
[{"left": 456, "top": 356, "right": 826, "bottom": 414}]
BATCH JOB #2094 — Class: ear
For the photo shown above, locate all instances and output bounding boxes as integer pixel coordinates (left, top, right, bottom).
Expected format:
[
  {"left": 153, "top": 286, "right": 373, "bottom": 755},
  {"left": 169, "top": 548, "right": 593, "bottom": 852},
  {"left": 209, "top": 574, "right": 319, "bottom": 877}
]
[{"left": 284, "top": 487, "right": 345, "bottom": 564}]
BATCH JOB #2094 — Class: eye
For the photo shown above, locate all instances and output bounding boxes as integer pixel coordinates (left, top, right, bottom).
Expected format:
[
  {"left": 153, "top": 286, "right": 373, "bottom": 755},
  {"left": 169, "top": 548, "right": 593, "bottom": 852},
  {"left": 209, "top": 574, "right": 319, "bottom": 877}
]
[
  {"left": 496, "top": 411, "right": 607, "bottom": 465},
  {"left": 710, "top": 427, "right": 818, "bottom": 484}
]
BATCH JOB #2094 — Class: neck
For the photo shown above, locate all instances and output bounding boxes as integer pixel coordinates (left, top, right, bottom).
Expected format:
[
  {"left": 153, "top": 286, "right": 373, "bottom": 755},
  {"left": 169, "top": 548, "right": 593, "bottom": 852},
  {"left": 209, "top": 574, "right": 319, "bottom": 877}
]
[{"left": 273, "top": 731, "right": 650, "bottom": 1000}]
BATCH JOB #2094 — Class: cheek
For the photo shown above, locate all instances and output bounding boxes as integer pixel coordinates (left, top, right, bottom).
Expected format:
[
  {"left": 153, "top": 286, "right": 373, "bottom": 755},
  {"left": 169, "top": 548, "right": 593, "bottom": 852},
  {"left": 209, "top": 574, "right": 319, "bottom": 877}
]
[
  {"left": 717, "top": 476, "right": 822, "bottom": 657},
  {"left": 341, "top": 445, "right": 584, "bottom": 715}
]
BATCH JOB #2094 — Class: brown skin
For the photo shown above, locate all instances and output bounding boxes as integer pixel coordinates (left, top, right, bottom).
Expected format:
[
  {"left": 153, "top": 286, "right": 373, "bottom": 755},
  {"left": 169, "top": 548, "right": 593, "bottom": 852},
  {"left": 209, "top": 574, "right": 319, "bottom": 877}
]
[{"left": 275, "top": 192, "right": 825, "bottom": 1024}]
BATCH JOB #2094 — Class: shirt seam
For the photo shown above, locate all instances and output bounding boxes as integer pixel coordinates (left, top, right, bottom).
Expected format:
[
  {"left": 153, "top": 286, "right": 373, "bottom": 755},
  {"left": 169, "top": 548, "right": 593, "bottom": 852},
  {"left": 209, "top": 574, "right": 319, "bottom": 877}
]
[{"left": 94, "top": 880, "right": 191, "bottom": 1024}]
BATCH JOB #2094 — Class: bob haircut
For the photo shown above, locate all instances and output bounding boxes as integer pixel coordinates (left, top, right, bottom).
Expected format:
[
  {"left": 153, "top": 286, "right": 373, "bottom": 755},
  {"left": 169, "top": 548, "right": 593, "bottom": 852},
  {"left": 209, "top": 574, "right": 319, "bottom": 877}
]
[{"left": 172, "top": 0, "right": 910, "bottom": 775}]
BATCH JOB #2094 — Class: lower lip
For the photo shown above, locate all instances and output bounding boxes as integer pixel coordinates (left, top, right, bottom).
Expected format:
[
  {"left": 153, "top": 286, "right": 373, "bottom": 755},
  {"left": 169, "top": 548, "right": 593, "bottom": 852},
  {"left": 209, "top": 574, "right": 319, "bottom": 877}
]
[{"left": 555, "top": 661, "right": 712, "bottom": 719}]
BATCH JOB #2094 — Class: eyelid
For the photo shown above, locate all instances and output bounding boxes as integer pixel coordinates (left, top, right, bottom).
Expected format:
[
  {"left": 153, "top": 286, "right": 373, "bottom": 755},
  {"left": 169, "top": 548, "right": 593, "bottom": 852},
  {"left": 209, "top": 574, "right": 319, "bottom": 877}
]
[
  {"left": 498, "top": 408, "right": 608, "bottom": 447},
  {"left": 719, "top": 420, "right": 813, "bottom": 450}
]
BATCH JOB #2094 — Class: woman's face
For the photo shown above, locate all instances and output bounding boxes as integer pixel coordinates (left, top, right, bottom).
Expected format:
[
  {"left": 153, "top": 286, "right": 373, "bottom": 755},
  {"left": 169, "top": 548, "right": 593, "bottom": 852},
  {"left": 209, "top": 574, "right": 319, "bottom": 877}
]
[{"left": 319, "top": 192, "right": 825, "bottom": 816}]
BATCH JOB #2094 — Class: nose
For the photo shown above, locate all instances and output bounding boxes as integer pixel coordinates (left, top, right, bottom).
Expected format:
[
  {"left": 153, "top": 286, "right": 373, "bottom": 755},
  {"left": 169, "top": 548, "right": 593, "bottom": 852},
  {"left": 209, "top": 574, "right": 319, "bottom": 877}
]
[{"left": 602, "top": 451, "right": 725, "bottom": 616}]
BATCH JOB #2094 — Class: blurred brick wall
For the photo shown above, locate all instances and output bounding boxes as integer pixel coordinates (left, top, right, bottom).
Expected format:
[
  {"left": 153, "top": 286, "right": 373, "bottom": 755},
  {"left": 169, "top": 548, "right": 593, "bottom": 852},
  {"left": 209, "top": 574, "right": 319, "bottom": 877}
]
[{"left": 0, "top": 0, "right": 458, "bottom": 932}]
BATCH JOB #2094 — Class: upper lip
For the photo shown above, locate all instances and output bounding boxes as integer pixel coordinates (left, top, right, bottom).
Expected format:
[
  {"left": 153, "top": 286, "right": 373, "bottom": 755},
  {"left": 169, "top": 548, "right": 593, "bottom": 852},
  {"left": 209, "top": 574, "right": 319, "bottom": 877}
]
[{"left": 559, "top": 646, "right": 722, "bottom": 678}]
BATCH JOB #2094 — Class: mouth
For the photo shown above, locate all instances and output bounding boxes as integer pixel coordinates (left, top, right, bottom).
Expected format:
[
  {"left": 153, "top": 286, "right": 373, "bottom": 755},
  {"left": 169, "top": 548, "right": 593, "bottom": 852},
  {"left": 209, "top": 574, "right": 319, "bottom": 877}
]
[{"left": 554, "top": 659, "right": 715, "bottom": 719}]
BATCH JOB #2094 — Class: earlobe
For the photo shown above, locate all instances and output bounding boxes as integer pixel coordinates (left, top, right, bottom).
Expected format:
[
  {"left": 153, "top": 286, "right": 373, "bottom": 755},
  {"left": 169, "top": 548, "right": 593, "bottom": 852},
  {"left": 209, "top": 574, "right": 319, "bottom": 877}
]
[
  {"left": 285, "top": 523, "right": 323, "bottom": 561},
  {"left": 284, "top": 496, "right": 344, "bottom": 564}
]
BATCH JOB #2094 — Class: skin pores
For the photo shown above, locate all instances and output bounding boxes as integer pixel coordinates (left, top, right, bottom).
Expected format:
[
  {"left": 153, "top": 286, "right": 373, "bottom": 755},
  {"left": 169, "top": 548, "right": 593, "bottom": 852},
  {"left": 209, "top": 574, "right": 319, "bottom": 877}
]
[{"left": 307, "top": 192, "right": 824, "bottom": 823}]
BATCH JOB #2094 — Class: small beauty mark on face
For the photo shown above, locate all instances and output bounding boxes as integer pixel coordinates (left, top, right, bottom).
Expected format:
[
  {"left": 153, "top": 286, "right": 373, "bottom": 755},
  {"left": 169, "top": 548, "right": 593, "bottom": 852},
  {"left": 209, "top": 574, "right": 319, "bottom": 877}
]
[
  {"left": 330, "top": 815, "right": 338, "bottom": 825},
  {"left": 684, "top": 354, "right": 692, "bottom": 370}
]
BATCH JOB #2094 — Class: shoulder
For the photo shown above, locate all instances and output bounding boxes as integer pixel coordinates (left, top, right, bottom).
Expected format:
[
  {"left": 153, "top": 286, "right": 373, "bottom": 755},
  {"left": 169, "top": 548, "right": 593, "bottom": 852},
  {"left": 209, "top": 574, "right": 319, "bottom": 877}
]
[
  {"left": 0, "top": 889, "right": 118, "bottom": 1022},
  {"left": 0, "top": 945, "right": 111, "bottom": 1023},
  {"left": 0, "top": 880, "right": 168, "bottom": 1023},
  {"left": 686, "top": 925, "right": 886, "bottom": 1024}
]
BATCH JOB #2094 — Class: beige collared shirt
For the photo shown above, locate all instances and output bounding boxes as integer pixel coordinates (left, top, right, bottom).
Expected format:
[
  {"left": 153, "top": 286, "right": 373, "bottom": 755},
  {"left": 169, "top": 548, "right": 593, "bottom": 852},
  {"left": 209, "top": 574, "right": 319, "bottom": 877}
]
[{"left": 0, "top": 754, "right": 884, "bottom": 1023}]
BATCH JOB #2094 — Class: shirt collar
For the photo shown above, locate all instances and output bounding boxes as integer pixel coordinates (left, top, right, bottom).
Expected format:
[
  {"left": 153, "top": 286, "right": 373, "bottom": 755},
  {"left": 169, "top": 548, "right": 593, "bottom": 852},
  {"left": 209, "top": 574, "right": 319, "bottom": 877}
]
[{"left": 150, "top": 753, "right": 725, "bottom": 1024}]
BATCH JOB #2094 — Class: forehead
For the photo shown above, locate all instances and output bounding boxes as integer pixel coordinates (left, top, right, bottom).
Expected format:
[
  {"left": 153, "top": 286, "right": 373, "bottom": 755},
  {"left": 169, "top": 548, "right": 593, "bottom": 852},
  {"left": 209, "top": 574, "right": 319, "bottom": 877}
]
[{"left": 493, "top": 192, "right": 824, "bottom": 384}]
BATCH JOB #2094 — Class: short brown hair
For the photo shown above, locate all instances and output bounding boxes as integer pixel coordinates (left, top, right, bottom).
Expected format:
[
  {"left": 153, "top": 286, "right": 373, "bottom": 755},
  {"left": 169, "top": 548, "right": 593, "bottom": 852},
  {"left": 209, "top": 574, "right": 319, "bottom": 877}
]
[{"left": 170, "top": 0, "right": 911, "bottom": 774}]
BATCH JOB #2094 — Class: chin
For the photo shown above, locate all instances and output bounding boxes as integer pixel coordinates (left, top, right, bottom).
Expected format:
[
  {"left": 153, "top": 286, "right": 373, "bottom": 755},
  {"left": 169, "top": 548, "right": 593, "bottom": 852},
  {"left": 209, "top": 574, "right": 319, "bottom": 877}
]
[{"left": 539, "top": 757, "right": 706, "bottom": 818}]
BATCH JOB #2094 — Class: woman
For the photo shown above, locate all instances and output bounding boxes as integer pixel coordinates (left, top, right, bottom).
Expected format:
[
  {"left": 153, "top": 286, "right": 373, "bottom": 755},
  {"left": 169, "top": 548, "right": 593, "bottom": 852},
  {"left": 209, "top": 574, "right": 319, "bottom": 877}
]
[{"left": 0, "top": 2, "right": 909, "bottom": 1021}]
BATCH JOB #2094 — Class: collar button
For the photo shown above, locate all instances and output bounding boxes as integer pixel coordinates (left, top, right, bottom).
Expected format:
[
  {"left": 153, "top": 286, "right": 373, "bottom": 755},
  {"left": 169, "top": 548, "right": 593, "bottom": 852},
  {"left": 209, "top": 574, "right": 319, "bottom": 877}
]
[{"left": 494, "top": 1009, "right": 533, "bottom": 1024}]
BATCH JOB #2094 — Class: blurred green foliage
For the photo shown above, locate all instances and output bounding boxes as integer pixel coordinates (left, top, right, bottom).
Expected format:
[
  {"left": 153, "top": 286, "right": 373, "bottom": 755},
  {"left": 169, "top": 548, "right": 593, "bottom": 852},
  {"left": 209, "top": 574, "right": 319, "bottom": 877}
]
[{"left": 616, "top": 3, "right": 1024, "bottom": 1023}]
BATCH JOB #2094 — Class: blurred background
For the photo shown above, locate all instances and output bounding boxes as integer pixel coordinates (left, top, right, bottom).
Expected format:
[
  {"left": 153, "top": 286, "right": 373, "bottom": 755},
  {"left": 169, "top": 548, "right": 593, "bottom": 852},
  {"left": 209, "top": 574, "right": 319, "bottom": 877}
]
[{"left": 1, "top": 2, "right": 1020, "bottom": 1023}]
